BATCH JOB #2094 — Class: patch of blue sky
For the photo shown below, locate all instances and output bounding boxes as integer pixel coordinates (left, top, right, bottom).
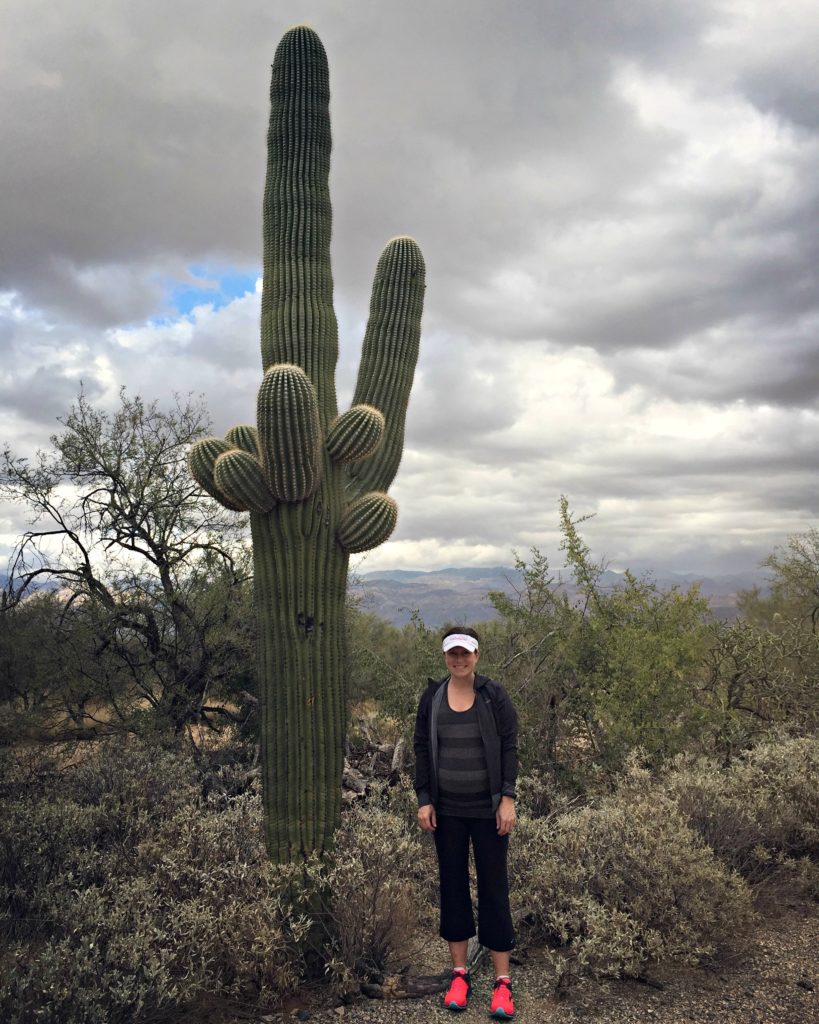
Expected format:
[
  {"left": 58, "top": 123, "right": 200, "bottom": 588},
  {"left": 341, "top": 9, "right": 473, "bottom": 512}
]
[{"left": 163, "top": 264, "right": 260, "bottom": 318}]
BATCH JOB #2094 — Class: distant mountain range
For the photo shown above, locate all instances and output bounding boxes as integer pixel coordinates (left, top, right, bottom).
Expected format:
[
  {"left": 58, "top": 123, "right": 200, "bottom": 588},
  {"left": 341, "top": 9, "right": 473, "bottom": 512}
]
[
  {"left": 352, "top": 565, "right": 771, "bottom": 627},
  {"left": 3, "top": 565, "right": 770, "bottom": 629}
]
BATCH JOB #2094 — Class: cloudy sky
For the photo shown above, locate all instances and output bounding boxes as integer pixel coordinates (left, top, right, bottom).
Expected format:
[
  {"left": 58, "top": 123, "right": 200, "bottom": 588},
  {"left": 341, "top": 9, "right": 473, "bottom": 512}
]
[{"left": 2, "top": 0, "right": 818, "bottom": 577}]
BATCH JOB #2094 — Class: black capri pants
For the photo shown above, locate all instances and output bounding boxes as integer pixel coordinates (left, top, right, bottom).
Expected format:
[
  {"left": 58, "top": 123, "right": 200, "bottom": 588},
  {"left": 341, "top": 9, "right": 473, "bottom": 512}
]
[{"left": 433, "top": 814, "right": 515, "bottom": 952}]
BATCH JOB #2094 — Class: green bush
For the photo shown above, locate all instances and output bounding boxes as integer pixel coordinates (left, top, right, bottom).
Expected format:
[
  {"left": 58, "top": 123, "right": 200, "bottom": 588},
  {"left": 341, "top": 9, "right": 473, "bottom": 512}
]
[
  {"left": 508, "top": 786, "right": 754, "bottom": 989},
  {"left": 662, "top": 735, "right": 819, "bottom": 886},
  {"left": 0, "top": 742, "right": 311, "bottom": 1022},
  {"left": 1, "top": 743, "right": 199, "bottom": 940},
  {"left": 4, "top": 733, "right": 811, "bottom": 1017},
  {"left": 318, "top": 789, "right": 435, "bottom": 995},
  {"left": 0, "top": 744, "right": 437, "bottom": 1022}
]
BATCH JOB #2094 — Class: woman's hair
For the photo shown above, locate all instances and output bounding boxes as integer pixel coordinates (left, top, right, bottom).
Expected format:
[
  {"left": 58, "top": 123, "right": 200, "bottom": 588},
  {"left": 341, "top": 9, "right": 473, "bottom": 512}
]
[{"left": 441, "top": 625, "right": 481, "bottom": 648}]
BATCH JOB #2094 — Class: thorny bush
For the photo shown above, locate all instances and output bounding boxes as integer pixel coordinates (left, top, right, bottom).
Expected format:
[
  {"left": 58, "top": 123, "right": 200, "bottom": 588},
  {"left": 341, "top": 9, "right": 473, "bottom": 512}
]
[
  {"left": 661, "top": 735, "right": 819, "bottom": 890},
  {"left": 508, "top": 778, "right": 754, "bottom": 990},
  {"left": 3, "top": 735, "right": 815, "bottom": 1016}
]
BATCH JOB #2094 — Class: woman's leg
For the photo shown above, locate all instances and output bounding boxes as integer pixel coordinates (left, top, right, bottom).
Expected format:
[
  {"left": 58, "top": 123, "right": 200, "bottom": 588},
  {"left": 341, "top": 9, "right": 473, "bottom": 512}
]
[
  {"left": 433, "top": 815, "right": 476, "bottom": 943},
  {"left": 448, "top": 938, "right": 469, "bottom": 969},
  {"left": 470, "top": 818, "right": 515, "bottom": 952},
  {"left": 490, "top": 949, "right": 510, "bottom": 975}
]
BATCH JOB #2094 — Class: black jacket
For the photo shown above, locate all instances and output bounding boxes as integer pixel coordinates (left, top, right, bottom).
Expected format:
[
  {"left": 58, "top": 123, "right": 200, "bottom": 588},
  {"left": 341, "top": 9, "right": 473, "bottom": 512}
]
[{"left": 413, "top": 674, "right": 518, "bottom": 813}]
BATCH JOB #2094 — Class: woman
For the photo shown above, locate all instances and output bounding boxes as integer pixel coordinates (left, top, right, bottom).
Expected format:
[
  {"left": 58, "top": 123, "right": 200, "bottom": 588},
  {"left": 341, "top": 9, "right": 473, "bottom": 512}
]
[{"left": 414, "top": 626, "right": 518, "bottom": 1019}]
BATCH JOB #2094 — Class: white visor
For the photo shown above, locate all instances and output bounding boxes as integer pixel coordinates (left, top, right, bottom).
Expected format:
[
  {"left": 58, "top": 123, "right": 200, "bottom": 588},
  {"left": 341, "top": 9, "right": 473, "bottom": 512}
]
[{"left": 442, "top": 633, "right": 479, "bottom": 653}]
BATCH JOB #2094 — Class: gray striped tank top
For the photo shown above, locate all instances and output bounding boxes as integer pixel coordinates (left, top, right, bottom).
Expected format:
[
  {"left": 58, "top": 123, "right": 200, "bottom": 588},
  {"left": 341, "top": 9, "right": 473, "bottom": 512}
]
[{"left": 436, "top": 694, "right": 494, "bottom": 818}]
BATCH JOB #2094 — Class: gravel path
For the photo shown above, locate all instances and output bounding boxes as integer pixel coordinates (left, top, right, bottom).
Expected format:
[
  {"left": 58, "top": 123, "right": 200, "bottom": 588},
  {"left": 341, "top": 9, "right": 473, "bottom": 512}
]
[{"left": 275, "top": 896, "right": 817, "bottom": 1024}]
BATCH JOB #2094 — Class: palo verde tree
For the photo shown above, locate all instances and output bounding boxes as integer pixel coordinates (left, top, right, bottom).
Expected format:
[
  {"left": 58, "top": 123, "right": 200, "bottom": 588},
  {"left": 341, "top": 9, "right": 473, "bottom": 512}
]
[
  {"left": 701, "top": 526, "right": 819, "bottom": 760},
  {"left": 554, "top": 496, "right": 711, "bottom": 769},
  {"left": 484, "top": 498, "right": 712, "bottom": 785},
  {"left": 739, "top": 527, "right": 819, "bottom": 632},
  {"left": 187, "top": 27, "right": 425, "bottom": 861},
  {"left": 1, "top": 390, "right": 253, "bottom": 739}
]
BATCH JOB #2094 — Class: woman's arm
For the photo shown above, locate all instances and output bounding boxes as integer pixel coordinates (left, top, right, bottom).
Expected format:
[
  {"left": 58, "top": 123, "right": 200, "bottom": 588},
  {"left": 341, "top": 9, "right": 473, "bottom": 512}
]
[
  {"left": 495, "top": 795, "right": 516, "bottom": 835},
  {"left": 413, "top": 688, "right": 433, "bottom": 808},
  {"left": 417, "top": 802, "right": 437, "bottom": 832},
  {"left": 496, "top": 685, "right": 519, "bottom": 799},
  {"left": 495, "top": 686, "right": 519, "bottom": 834}
]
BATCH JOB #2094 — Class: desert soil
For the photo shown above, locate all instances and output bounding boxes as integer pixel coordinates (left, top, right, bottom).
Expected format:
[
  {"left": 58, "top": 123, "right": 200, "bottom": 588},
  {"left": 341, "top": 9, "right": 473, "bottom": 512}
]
[{"left": 234, "top": 893, "right": 817, "bottom": 1024}]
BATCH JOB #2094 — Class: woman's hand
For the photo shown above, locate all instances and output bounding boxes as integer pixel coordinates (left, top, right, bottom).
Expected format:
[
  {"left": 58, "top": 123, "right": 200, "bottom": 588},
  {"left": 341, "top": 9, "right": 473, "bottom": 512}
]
[
  {"left": 496, "top": 796, "right": 516, "bottom": 836},
  {"left": 417, "top": 803, "right": 437, "bottom": 832}
]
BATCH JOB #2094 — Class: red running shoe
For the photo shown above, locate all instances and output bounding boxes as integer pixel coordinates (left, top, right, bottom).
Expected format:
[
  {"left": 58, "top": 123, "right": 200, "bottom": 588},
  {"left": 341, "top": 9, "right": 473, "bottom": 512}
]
[
  {"left": 490, "top": 977, "right": 515, "bottom": 1018},
  {"left": 443, "top": 968, "right": 471, "bottom": 1011}
]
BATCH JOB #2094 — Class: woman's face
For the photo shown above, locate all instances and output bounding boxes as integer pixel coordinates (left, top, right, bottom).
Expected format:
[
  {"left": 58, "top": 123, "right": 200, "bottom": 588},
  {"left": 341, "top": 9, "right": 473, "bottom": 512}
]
[{"left": 444, "top": 645, "right": 480, "bottom": 681}]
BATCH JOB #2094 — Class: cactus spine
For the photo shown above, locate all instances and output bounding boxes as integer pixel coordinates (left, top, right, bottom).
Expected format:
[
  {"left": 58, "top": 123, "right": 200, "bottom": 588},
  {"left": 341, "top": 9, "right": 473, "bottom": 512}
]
[{"left": 188, "top": 26, "right": 425, "bottom": 862}]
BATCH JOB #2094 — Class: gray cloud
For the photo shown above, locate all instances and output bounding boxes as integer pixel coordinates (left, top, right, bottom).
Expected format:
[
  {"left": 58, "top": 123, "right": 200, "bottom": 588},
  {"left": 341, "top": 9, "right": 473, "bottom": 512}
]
[
  {"left": 611, "top": 311, "right": 819, "bottom": 408},
  {"left": 2, "top": 0, "right": 819, "bottom": 577}
]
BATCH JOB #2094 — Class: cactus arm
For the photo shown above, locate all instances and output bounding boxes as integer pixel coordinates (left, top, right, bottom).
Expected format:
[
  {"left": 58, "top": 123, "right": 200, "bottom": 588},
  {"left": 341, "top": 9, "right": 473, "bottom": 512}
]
[
  {"left": 214, "top": 450, "right": 277, "bottom": 514},
  {"left": 257, "top": 364, "right": 323, "bottom": 501},
  {"left": 326, "top": 405, "right": 385, "bottom": 464},
  {"left": 347, "top": 236, "right": 425, "bottom": 495},
  {"left": 225, "top": 424, "right": 260, "bottom": 457},
  {"left": 187, "top": 438, "right": 247, "bottom": 511},
  {"left": 337, "top": 492, "right": 398, "bottom": 553}
]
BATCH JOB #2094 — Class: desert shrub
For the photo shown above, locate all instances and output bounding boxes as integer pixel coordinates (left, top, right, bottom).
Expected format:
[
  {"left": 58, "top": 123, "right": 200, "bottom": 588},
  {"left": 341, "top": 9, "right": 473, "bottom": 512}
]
[
  {"left": 0, "top": 741, "right": 200, "bottom": 938},
  {"left": 1, "top": 845, "right": 313, "bottom": 1024},
  {"left": 515, "top": 769, "right": 583, "bottom": 819},
  {"left": 0, "top": 743, "right": 445, "bottom": 1022},
  {"left": 0, "top": 741, "right": 313, "bottom": 1023},
  {"left": 377, "top": 770, "right": 434, "bottom": 834},
  {"left": 662, "top": 735, "right": 819, "bottom": 886},
  {"left": 508, "top": 788, "right": 753, "bottom": 989},
  {"left": 319, "top": 785, "right": 436, "bottom": 996}
]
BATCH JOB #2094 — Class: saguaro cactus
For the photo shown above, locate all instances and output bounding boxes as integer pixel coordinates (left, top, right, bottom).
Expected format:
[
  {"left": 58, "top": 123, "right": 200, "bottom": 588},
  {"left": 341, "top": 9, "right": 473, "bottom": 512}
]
[{"left": 188, "top": 26, "right": 425, "bottom": 862}]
